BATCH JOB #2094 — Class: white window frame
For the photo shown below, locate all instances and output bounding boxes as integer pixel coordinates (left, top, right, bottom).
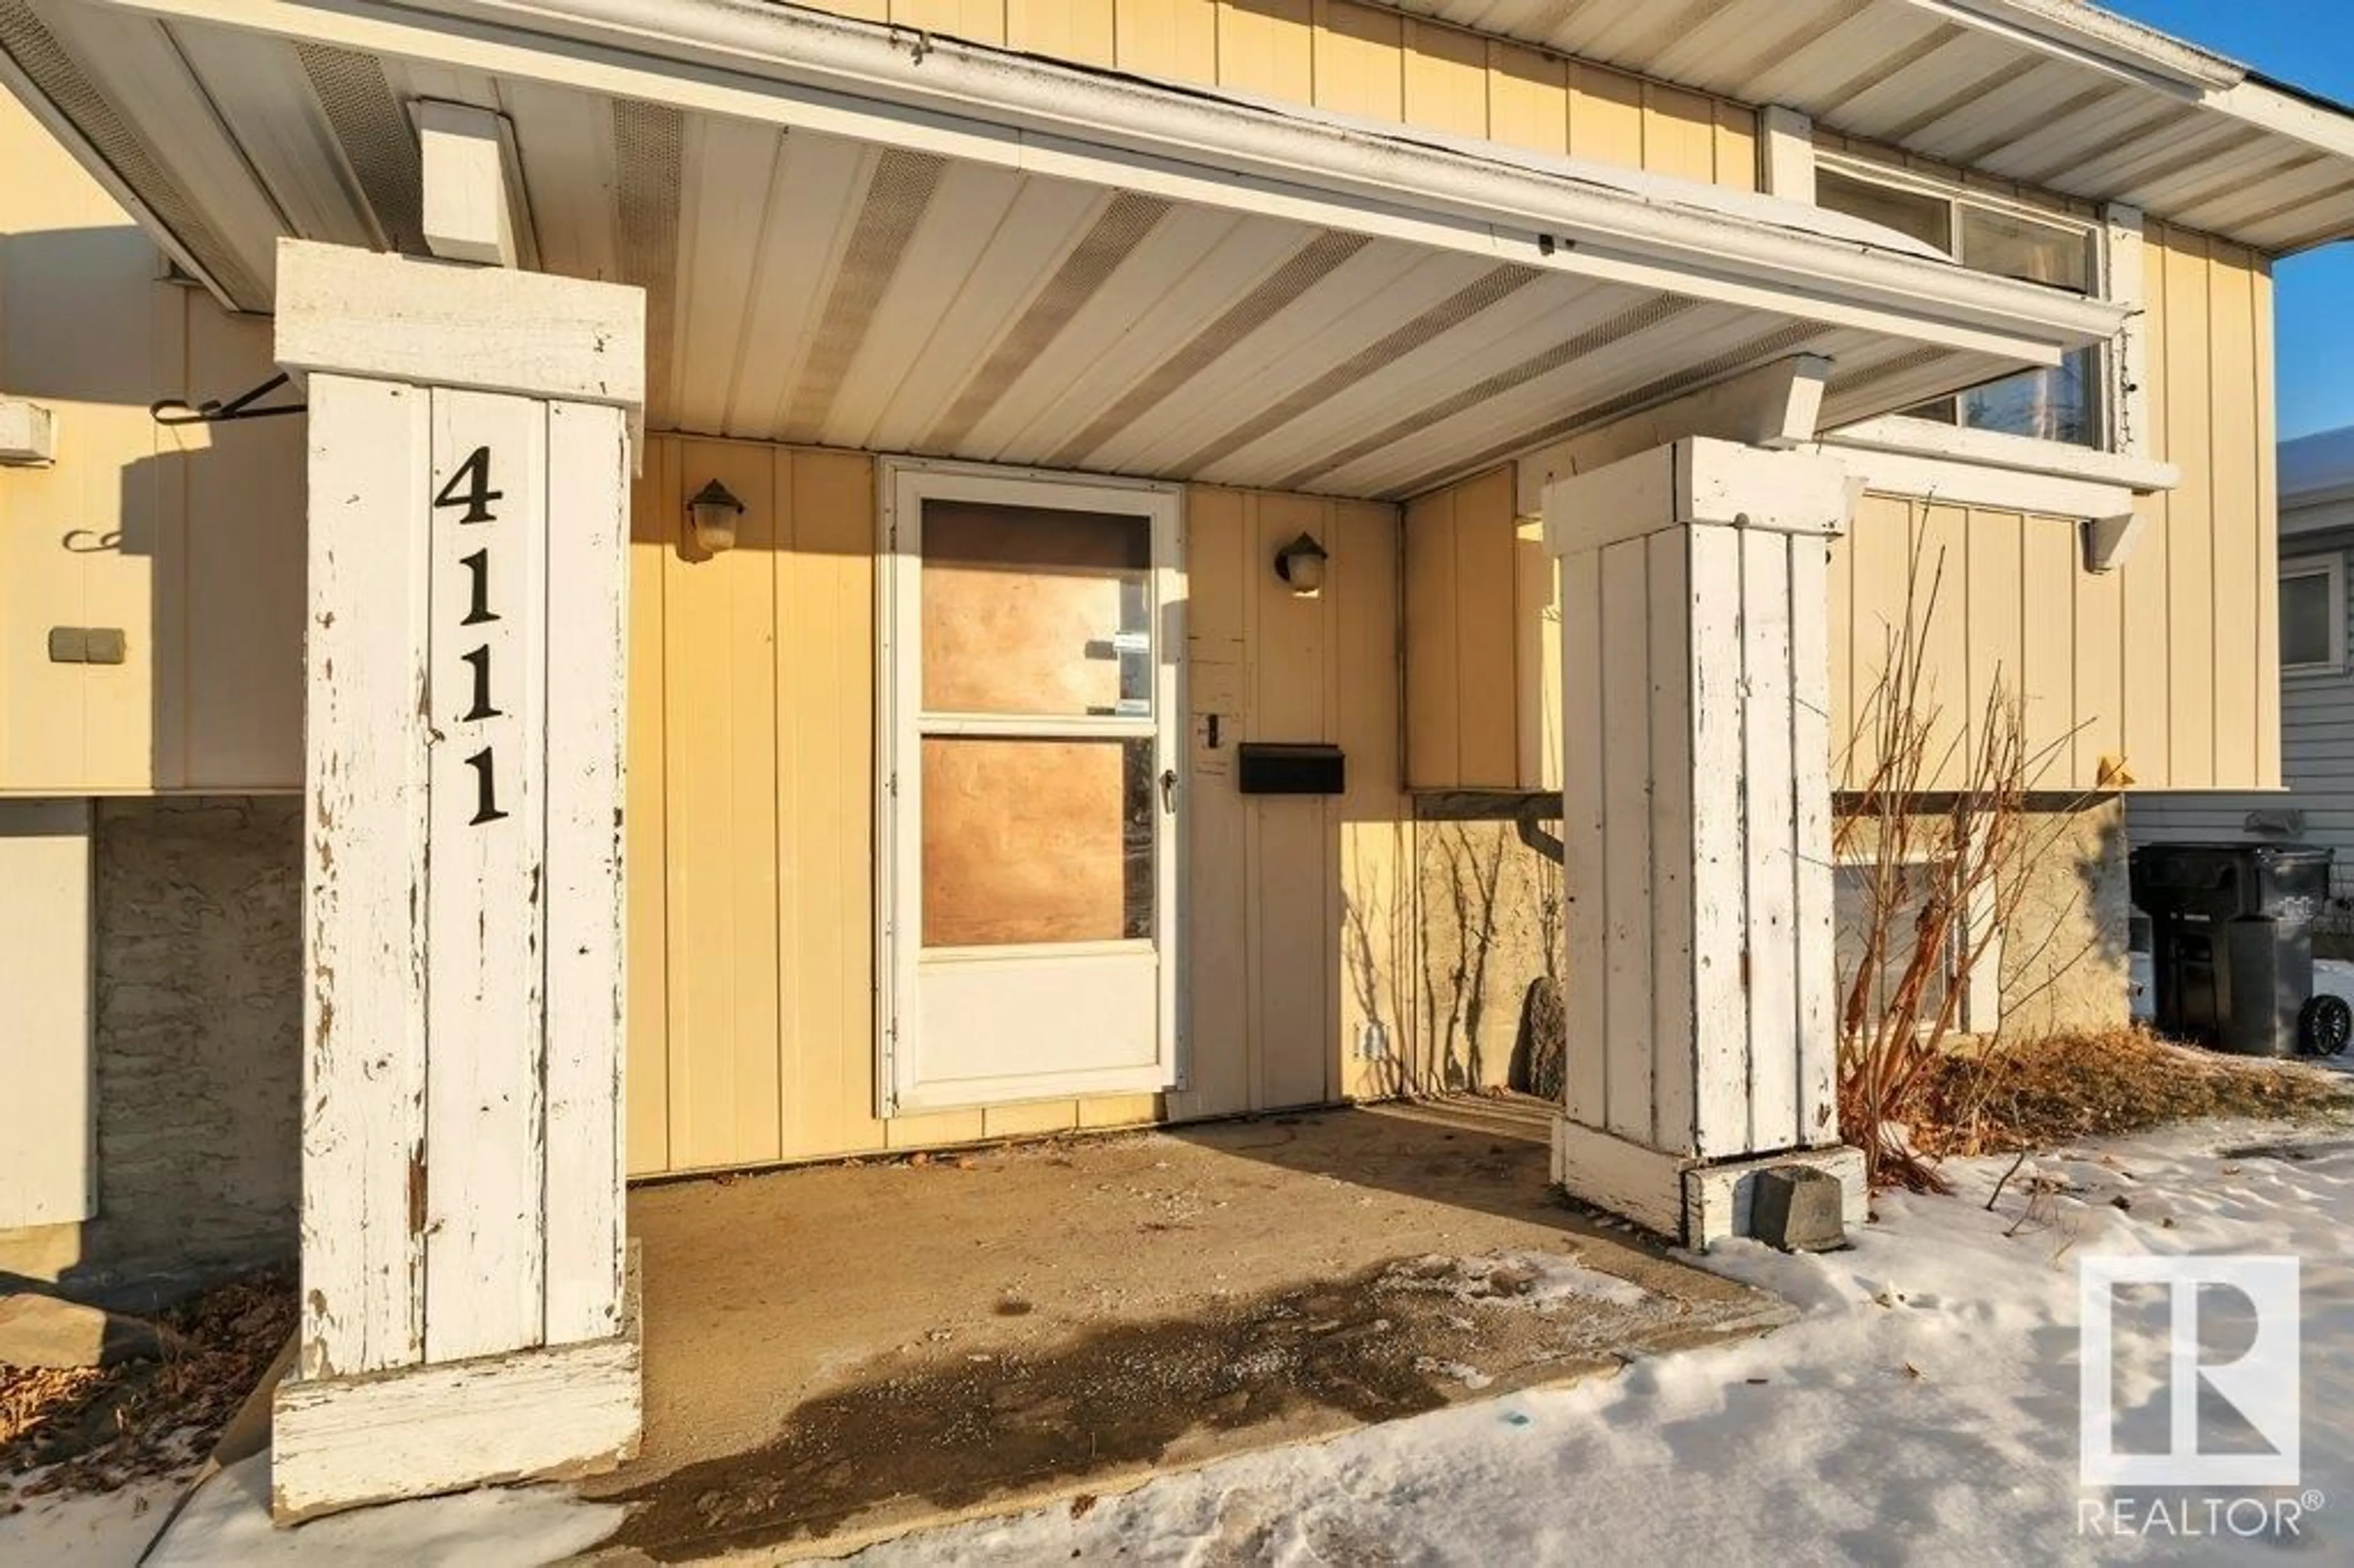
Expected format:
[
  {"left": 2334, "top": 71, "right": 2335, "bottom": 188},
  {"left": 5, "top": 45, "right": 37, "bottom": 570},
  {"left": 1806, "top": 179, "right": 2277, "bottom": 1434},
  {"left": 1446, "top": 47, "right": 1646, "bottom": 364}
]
[
  {"left": 1832, "top": 841, "right": 2003, "bottom": 1038},
  {"left": 1815, "top": 152, "right": 2112, "bottom": 455},
  {"left": 2280, "top": 553, "right": 2347, "bottom": 677}
]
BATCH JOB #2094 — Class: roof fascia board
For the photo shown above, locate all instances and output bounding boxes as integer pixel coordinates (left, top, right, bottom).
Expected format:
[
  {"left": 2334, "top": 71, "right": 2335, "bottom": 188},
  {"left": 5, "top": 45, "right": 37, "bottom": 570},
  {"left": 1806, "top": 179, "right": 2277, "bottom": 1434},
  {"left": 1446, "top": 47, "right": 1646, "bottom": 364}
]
[{"left": 83, "top": 0, "right": 2120, "bottom": 360}]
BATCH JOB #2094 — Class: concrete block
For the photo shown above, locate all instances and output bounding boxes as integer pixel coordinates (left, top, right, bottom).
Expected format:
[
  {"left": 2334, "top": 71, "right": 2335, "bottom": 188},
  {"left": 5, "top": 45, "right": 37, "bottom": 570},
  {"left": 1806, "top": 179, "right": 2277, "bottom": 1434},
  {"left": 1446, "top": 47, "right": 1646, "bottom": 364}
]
[{"left": 1751, "top": 1165, "right": 1848, "bottom": 1252}]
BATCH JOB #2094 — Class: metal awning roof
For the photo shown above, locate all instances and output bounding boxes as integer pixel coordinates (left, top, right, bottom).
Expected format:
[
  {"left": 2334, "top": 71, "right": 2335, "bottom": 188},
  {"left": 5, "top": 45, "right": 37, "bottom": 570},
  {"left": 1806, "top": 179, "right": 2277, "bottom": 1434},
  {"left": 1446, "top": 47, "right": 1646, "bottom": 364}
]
[
  {"left": 0, "top": 0, "right": 2125, "bottom": 500},
  {"left": 1401, "top": 0, "right": 2354, "bottom": 254}
]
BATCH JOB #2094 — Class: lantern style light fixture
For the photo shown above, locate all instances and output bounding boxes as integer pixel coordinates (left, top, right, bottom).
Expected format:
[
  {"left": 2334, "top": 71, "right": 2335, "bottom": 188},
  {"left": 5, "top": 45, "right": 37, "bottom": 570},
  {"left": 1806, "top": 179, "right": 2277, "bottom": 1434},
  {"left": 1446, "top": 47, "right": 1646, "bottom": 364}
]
[
  {"left": 687, "top": 478, "right": 746, "bottom": 554},
  {"left": 1273, "top": 531, "right": 1328, "bottom": 597}
]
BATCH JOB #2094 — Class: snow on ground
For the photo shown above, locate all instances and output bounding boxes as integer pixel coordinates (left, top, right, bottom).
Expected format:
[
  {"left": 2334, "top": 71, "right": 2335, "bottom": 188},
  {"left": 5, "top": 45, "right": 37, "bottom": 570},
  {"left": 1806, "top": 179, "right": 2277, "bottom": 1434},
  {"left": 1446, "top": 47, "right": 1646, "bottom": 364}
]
[
  {"left": 855, "top": 1114, "right": 2354, "bottom": 1567},
  {"left": 0, "top": 1453, "right": 622, "bottom": 1567}
]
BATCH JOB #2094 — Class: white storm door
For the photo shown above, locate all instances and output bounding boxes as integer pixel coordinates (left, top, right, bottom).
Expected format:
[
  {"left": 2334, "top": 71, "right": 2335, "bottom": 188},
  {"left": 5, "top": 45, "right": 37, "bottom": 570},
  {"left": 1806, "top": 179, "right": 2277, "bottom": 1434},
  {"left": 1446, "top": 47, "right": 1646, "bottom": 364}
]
[{"left": 881, "top": 465, "right": 1183, "bottom": 1113}]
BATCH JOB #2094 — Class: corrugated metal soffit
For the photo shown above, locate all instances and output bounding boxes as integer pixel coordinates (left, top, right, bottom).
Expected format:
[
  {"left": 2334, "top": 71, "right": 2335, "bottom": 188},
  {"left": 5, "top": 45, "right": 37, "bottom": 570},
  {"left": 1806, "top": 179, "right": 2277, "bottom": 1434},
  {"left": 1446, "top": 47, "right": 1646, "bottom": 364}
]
[
  {"left": 922, "top": 188, "right": 1175, "bottom": 454},
  {"left": 784, "top": 147, "right": 947, "bottom": 441},
  {"left": 294, "top": 42, "right": 425, "bottom": 254},
  {"left": 613, "top": 97, "right": 683, "bottom": 423}
]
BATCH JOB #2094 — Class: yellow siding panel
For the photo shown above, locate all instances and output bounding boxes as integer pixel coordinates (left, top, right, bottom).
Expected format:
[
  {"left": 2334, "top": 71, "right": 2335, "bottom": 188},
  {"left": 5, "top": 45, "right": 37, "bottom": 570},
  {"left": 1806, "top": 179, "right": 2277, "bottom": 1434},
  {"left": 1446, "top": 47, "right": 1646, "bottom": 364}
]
[
  {"left": 2120, "top": 223, "right": 2174, "bottom": 788},
  {"left": 1312, "top": 0, "right": 1404, "bottom": 123},
  {"left": 1401, "top": 18, "right": 1488, "bottom": 139},
  {"left": 1114, "top": 0, "right": 1219, "bottom": 82},
  {"left": 1486, "top": 40, "right": 1567, "bottom": 156},
  {"left": 891, "top": 0, "right": 1007, "bottom": 45},
  {"left": 1333, "top": 498, "right": 1410, "bottom": 1104},
  {"left": 1453, "top": 467, "right": 1520, "bottom": 788},
  {"left": 1712, "top": 99, "right": 1759, "bottom": 194},
  {"left": 1640, "top": 82, "right": 1718, "bottom": 184},
  {"left": 1403, "top": 486, "right": 1458, "bottom": 787},
  {"left": 2253, "top": 262, "right": 2282, "bottom": 788},
  {"left": 2207, "top": 242, "right": 2262, "bottom": 791},
  {"left": 1217, "top": 0, "right": 1314, "bottom": 102},
  {"left": 2019, "top": 512, "right": 2076, "bottom": 779},
  {"left": 2162, "top": 226, "right": 2217, "bottom": 788},
  {"left": 1568, "top": 61, "right": 1644, "bottom": 170},
  {"left": 1007, "top": 0, "right": 1116, "bottom": 65},
  {"left": 1175, "top": 486, "right": 1255, "bottom": 1121}
]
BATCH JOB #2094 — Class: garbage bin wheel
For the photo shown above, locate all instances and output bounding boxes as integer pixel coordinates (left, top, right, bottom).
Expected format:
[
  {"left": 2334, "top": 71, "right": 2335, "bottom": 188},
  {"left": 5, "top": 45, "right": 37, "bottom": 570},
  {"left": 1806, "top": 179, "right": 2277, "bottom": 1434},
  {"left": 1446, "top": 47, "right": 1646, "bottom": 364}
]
[{"left": 2296, "top": 993, "right": 2352, "bottom": 1057}]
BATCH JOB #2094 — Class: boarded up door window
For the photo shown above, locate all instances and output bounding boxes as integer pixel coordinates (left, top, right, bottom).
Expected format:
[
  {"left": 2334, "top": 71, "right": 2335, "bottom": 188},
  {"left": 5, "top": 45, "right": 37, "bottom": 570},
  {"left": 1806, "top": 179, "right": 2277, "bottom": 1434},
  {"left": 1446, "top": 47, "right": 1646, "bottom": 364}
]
[
  {"left": 920, "top": 501, "right": 1151, "bottom": 717},
  {"left": 921, "top": 736, "right": 1155, "bottom": 947}
]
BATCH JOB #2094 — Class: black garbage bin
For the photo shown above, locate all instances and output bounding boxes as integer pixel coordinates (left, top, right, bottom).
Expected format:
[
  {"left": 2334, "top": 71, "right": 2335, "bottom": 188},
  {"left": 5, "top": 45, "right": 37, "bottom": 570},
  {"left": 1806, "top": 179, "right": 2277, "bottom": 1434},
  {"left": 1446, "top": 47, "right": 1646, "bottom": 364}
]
[{"left": 2130, "top": 842, "right": 2343, "bottom": 1057}]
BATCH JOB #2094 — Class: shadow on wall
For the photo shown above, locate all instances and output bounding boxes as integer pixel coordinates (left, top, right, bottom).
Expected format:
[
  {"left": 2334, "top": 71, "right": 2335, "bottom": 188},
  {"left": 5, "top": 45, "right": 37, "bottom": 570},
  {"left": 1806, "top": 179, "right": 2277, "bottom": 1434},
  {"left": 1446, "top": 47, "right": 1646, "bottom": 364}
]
[
  {"left": 1347, "top": 797, "right": 1565, "bottom": 1103},
  {"left": 0, "top": 799, "right": 302, "bottom": 1308},
  {"left": 2003, "top": 793, "right": 2133, "bottom": 1035}
]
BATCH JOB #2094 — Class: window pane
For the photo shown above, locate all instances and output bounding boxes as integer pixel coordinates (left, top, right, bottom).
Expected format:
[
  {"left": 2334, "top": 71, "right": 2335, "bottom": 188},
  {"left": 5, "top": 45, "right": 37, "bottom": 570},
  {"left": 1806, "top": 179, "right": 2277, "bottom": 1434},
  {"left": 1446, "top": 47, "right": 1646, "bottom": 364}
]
[
  {"left": 1956, "top": 348, "right": 2100, "bottom": 446},
  {"left": 922, "top": 737, "right": 1155, "bottom": 947},
  {"left": 1958, "top": 207, "right": 2092, "bottom": 292},
  {"left": 921, "top": 500, "right": 1152, "bottom": 717},
  {"left": 1816, "top": 169, "right": 1952, "bottom": 253},
  {"left": 1834, "top": 864, "right": 1952, "bottom": 1028},
  {"left": 2282, "top": 571, "right": 2337, "bottom": 668}
]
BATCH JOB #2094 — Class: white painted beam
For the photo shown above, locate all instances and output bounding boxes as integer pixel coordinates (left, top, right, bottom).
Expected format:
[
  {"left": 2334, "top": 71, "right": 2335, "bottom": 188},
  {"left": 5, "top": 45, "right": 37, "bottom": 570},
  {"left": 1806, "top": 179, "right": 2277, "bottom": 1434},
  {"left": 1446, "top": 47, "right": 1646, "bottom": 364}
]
[
  {"left": 1517, "top": 355, "right": 1832, "bottom": 514},
  {"left": 417, "top": 100, "right": 527, "bottom": 268},
  {"left": 1758, "top": 105, "right": 1816, "bottom": 204}
]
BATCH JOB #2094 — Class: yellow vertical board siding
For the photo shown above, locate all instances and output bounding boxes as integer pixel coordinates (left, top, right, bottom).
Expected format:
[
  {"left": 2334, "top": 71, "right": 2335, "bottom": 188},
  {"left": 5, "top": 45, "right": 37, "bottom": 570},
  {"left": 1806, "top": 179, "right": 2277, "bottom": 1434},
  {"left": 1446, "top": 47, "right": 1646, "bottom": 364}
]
[
  {"left": 1251, "top": 489, "right": 1342, "bottom": 1108},
  {"left": 1312, "top": 1, "right": 1404, "bottom": 123},
  {"left": 1007, "top": 0, "right": 1116, "bottom": 65},
  {"left": 1114, "top": 0, "right": 1219, "bottom": 82},
  {"left": 826, "top": 2, "right": 1759, "bottom": 189},
  {"left": 1567, "top": 61, "right": 1644, "bottom": 171},
  {"left": 1217, "top": 0, "right": 1315, "bottom": 101},
  {"left": 2206, "top": 242, "right": 2263, "bottom": 791},
  {"left": 890, "top": 0, "right": 1007, "bottom": 45},
  {"left": 628, "top": 444, "right": 1409, "bottom": 1173},
  {"left": 1173, "top": 485, "right": 1255, "bottom": 1121},
  {"left": 0, "top": 92, "right": 302, "bottom": 795},
  {"left": 1400, "top": 465, "right": 1521, "bottom": 790},
  {"left": 2161, "top": 228, "right": 2217, "bottom": 788},
  {"left": 1453, "top": 468, "right": 1520, "bottom": 787},
  {"left": 2253, "top": 262, "right": 2282, "bottom": 788},
  {"left": 1512, "top": 523, "right": 1561, "bottom": 792},
  {"left": 1401, "top": 19, "right": 1488, "bottom": 139},
  {"left": 1487, "top": 40, "right": 1569, "bottom": 157}
]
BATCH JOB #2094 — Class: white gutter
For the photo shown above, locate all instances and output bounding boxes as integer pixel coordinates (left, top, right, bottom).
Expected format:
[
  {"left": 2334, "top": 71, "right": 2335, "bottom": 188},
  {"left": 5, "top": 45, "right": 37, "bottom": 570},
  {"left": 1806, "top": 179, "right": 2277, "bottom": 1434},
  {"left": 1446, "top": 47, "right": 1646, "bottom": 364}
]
[{"left": 94, "top": 0, "right": 2122, "bottom": 361}]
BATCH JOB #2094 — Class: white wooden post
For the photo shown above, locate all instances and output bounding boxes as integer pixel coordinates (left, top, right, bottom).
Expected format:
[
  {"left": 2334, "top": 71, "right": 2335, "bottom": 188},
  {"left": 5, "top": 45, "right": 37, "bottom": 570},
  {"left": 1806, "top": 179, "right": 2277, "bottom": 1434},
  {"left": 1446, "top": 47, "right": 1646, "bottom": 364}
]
[
  {"left": 269, "top": 238, "right": 643, "bottom": 1521},
  {"left": 1544, "top": 438, "right": 1865, "bottom": 1249}
]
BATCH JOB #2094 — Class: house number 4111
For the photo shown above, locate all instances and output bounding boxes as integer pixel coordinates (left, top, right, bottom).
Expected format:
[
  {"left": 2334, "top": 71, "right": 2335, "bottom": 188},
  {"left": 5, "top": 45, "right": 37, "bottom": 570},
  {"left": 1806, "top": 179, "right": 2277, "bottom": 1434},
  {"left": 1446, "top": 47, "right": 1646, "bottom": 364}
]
[{"left": 435, "top": 444, "right": 510, "bottom": 827}]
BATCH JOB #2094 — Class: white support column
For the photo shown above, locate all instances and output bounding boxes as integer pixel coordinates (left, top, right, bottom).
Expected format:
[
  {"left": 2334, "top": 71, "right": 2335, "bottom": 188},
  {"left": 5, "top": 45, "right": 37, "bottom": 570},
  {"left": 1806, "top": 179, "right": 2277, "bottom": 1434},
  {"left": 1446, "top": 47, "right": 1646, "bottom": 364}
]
[
  {"left": 270, "top": 238, "right": 644, "bottom": 1521},
  {"left": 1544, "top": 438, "right": 1865, "bottom": 1249}
]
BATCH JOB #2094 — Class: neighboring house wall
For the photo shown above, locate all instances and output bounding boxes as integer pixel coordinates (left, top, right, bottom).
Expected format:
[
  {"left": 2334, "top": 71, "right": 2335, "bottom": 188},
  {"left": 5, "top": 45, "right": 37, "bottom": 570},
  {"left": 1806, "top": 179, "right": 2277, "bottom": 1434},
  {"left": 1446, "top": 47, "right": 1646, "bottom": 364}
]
[
  {"left": 0, "top": 92, "right": 305, "bottom": 796},
  {"left": 0, "top": 797, "right": 301, "bottom": 1287},
  {"left": 817, "top": 0, "right": 1762, "bottom": 189}
]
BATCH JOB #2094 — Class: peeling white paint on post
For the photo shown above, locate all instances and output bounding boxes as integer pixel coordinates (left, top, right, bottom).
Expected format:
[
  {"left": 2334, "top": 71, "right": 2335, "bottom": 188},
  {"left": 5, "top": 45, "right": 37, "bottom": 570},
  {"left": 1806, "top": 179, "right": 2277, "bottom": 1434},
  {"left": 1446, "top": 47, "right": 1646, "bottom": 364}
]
[
  {"left": 1544, "top": 437, "right": 1857, "bottom": 1244},
  {"left": 1558, "top": 549, "right": 1607, "bottom": 1133},
  {"left": 543, "top": 400, "right": 630, "bottom": 1347},
  {"left": 424, "top": 389, "right": 550, "bottom": 1363},
  {"left": 274, "top": 239, "right": 644, "bottom": 1517},
  {"left": 300, "top": 374, "right": 432, "bottom": 1380}
]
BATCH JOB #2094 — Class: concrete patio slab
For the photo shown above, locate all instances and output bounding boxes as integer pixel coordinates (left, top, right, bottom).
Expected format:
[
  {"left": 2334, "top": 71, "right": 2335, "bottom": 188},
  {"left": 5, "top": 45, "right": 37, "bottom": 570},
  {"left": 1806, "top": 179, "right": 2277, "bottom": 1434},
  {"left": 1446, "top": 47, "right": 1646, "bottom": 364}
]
[{"left": 586, "top": 1098, "right": 1790, "bottom": 1562}]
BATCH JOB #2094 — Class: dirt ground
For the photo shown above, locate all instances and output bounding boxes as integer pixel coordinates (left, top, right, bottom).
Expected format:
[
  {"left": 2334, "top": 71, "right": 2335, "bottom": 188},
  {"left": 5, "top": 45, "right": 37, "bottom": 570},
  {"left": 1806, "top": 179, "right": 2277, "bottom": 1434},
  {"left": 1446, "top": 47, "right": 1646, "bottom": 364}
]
[{"left": 587, "top": 1097, "right": 1788, "bottom": 1561}]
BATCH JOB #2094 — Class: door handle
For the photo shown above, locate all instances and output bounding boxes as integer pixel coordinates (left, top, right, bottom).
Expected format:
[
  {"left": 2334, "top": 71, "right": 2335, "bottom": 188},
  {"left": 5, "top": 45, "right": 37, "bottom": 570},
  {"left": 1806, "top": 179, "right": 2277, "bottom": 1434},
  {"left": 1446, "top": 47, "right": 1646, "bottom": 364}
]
[{"left": 1160, "top": 767, "right": 1178, "bottom": 813}]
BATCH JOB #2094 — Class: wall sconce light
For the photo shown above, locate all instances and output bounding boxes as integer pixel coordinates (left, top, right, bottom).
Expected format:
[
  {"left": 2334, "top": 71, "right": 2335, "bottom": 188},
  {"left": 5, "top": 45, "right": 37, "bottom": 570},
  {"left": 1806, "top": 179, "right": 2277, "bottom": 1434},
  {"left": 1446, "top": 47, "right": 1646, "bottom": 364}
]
[
  {"left": 687, "top": 478, "right": 745, "bottom": 554},
  {"left": 1274, "top": 532, "right": 1328, "bottom": 597}
]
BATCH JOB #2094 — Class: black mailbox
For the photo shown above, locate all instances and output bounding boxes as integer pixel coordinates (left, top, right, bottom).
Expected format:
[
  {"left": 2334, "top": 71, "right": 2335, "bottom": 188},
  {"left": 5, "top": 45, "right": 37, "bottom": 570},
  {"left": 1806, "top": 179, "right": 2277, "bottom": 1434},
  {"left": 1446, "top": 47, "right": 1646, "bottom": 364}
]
[{"left": 1236, "top": 743, "right": 1345, "bottom": 795}]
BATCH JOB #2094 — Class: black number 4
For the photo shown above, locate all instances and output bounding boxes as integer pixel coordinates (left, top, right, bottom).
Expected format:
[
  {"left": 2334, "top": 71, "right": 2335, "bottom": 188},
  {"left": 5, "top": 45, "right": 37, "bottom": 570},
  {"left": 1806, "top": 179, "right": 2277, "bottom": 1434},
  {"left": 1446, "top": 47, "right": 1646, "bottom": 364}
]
[{"left": 434, "top": 446, "right": 503, "bottom": 524}]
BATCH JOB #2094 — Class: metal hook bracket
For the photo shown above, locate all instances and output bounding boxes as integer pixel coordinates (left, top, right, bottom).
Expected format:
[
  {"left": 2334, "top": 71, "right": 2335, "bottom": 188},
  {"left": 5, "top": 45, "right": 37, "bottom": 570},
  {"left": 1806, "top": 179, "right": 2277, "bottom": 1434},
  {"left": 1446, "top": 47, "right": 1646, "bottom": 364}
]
[{"left": 150, "top": 371, "right": 306, "bottom": 427}]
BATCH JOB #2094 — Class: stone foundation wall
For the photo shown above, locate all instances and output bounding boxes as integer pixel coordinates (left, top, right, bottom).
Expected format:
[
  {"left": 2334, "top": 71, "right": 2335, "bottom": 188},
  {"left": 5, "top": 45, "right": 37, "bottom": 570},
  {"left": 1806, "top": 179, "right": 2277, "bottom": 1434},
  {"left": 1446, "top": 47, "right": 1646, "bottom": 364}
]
[
  {"left": 1400, "top": 806, "right": 1565, "bottom": 1098},
  {"left": 0, "top": 796, "right": 302, "bottom": 1292},
  {"left": 1994, "top": 794, "right": 2133, "bottom": 1037}
]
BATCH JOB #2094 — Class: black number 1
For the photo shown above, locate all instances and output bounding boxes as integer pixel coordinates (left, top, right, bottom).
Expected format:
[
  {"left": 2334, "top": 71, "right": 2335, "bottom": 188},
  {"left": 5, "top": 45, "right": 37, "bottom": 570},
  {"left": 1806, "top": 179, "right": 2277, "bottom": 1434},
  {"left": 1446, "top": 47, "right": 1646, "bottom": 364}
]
[
  {"left": 460, "top": 645, "right": 502, "bottom": 722},
  {"left": 463, "top": 747, "right": 509, "bottom": 826},
  {"left": 433, "top": 446, "right": 503, "bottom": 524},
  {"left": 460, "top": 548, "right": 498, "bottom": 626}
]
